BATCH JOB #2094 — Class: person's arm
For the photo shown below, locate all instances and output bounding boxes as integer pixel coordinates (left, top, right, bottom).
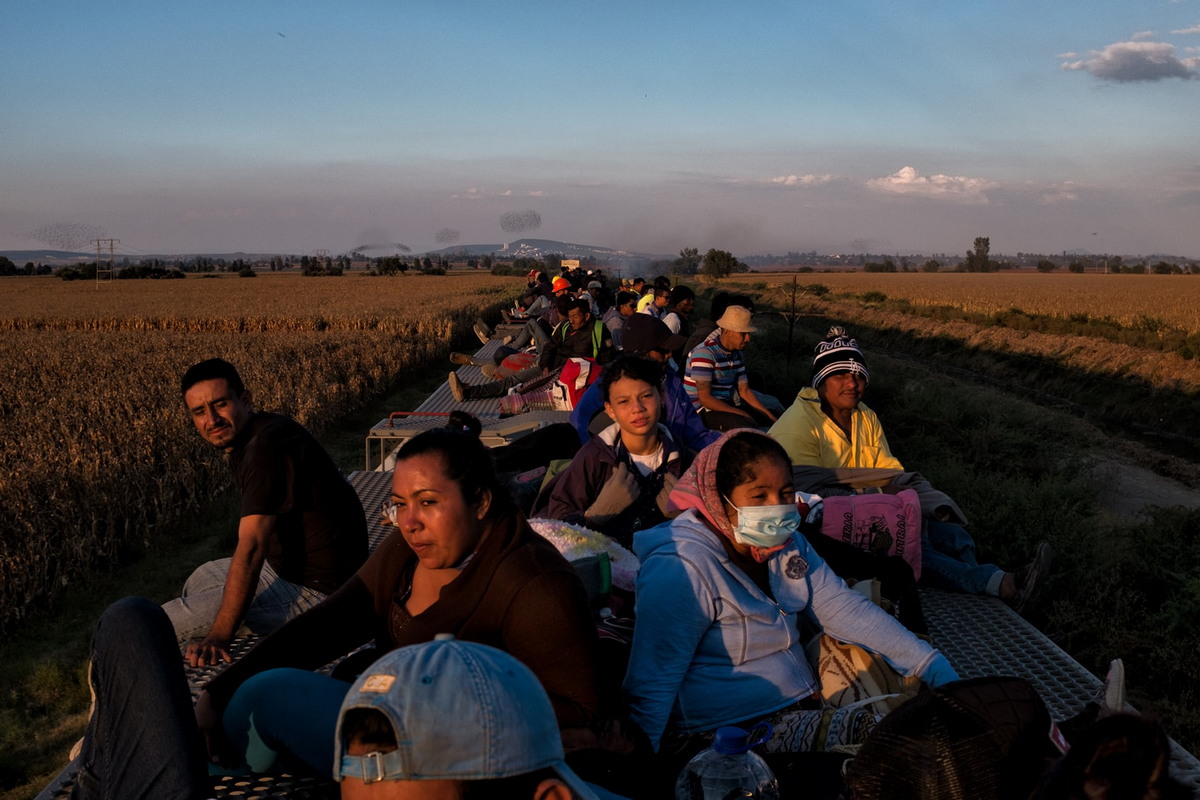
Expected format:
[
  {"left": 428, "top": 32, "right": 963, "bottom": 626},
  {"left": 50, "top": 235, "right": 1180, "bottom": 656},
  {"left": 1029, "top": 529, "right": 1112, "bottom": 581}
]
[
  {"left": 502, "top": 568, "right": 601, "bottom": 729},
  {"left": 624, "top": 547, "right": 713, "bottom": 751},
  {"left": 781, "top": 541, "right": 946, "bottom": 681},
  {"left": 186, "top": 513, "right": 274, "bottom": 667},
  {"left": 737, "top": 380, "right": 777, "bottom": 422},
  {"left": 694, "top": 379, "right": 752, "bottom": 418}
]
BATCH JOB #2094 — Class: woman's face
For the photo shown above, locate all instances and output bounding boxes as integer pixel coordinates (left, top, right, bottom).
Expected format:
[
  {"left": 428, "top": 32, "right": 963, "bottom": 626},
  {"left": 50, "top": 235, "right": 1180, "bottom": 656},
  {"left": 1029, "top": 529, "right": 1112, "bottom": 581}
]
[
  {"left": 724, "top": 454, "right": 796, "bottom": 529},
  {"left": 389, "top": 453, "right": 491, "bottom": 570},
  {"left": 604, "top": 375, "right": 661, "bottom": 438}
]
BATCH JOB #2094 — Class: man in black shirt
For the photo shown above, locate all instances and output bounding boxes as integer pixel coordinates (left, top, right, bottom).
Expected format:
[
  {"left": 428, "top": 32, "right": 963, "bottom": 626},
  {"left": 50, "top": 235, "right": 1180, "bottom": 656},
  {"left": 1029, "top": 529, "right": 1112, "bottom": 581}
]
[{"left": 165, "top": 358, "right": 367, "bottom": 666}]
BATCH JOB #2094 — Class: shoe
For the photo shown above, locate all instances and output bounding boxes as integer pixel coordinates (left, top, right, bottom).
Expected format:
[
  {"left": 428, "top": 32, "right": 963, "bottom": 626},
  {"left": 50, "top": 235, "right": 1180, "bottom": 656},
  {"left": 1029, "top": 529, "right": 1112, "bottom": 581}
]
[
  {"left": 501, "top": 335, "right": 514, "bottom": 346},
  {"left": 480, "top": 364, "right": 497, "bottom": 378},
  {"left": 448, "top": 372, "right": 465, "bottom": 403},
  {"left": 1095, "top": 658, "right": 1126, "bottom": 714},
  {"left": 449, "top": 352, "right": 472, "bottom": 366},
  {"left": 1011, "top": 542, "right": 1053, "bottom": 614},
  {"left": 473, "top": 321, "right": 491, "bottom": 344}
]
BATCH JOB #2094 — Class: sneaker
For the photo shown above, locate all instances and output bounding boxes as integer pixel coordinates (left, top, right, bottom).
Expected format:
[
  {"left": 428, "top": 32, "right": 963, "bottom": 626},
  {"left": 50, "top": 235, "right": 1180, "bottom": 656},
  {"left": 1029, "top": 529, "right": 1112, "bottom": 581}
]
[
  {"left": 449, "top": 352, "right": 473, "bottom": 366},
  {"left": 501, "top": 335, "right": 514, "bottom": 346},
  {"left": 473, "top": 321, "right": 491, "bottom": 344},
  {"left": 448, "top": 372, "right": 465, "bottom": 403},
  {"left": 1096, "top": 658, "right": 1126, "bottom": 714},
  {"left": 480, "top": 364, "right": 498, "bottom": 378},
  {"left": 1011, "top": 542, "right": 1053, "bottom": 614}
]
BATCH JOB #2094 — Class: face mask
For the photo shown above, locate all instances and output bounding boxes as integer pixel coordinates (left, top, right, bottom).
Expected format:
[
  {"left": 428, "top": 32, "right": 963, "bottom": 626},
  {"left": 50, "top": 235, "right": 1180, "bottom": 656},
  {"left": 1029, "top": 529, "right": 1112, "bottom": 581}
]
[{"left": 726, "top": 501, "right": 801, "bottom": 548}]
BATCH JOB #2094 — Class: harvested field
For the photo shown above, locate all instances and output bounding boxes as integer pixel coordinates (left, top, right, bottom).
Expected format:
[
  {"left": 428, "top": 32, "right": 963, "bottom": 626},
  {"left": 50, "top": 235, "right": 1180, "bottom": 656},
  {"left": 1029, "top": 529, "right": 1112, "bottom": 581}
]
[
  {"left": 0, "top": 273, "right": 520, "bottom": 634},
  {"left": 730, "top": 272, "right": 1200, "bottom": 334}
]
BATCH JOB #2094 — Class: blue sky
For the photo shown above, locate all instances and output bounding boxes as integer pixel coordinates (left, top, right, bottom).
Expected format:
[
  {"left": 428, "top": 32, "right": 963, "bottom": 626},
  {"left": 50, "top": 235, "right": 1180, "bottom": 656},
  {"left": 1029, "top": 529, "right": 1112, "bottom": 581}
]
[{"left": 4, "top": 0, "right": 1198, "bottom": 258}]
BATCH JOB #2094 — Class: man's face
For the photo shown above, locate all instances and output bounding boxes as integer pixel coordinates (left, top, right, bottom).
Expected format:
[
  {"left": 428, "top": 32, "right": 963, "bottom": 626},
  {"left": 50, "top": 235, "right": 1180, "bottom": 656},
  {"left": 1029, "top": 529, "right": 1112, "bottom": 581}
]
[
  {"left": 618, "top": 300, "right": 637, "bottom": 318},
  {"left": 675, "top": 298, "right": 695, "bottom": 316},
  {"left": 653, "top": 291, "right": 670, "bottom": 308},
  {"left": 817, "top": 370, "right": 867, "bottom": 414},
  {"left": 719, "top": 328, "right": 751, "bottom": 351},
  {"left": 184, "top": 378, "right": 253, "bottom": 451},
  {"left": 567, "top": 308, "right": 588, "bottom": 330}
]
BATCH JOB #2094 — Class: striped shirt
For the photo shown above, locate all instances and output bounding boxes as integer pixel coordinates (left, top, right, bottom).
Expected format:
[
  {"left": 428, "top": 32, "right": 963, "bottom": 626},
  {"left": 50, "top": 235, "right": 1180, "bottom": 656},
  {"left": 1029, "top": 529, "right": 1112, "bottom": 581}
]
[{"left": 684, "top": 329, "right": 746, "bottom": 410}]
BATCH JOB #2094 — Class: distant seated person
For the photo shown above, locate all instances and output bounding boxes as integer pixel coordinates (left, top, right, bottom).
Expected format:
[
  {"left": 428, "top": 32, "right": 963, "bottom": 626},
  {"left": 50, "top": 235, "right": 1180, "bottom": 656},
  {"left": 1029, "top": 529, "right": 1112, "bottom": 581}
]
[
  {"left": 449, "top": 296, "right": 574, "bottom": 375},
  {"left": 602, "top": 290, "right": 638, "bottom": 350},
  {"left": 660, "top": 285, "right": 695, "bottom": 338},
  {"left": 534, "top": 357, "right": 687, "bottom": 549},
  {"left": 334, "top": 637, "right": 613, "bottom": 800},
  {"left": 768, "top": 326, "right": 1052, "bottom": 609},
  {"left": 683, "top": 305, "right": 779, "bottom": 431},
  {"left": 450, "top": 299, "right": 613, "bottom": 402},
  {"left": 637, "top": 280, "right": 672, "bottom": 319},
  {"left": 572, "top": 314, "right": 720, "bottom": 456}
]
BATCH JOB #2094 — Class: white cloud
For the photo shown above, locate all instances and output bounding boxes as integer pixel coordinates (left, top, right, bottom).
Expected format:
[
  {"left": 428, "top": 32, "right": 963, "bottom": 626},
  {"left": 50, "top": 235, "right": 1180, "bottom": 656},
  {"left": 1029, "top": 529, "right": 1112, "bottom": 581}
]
[
  {"left": 769, "top": 173, "right": 834, "bottom": 187},
  {"left": 866, "top": 166, "right": 996, "bottom": 203},
  {"left": 1132, "top": 30, "right": 1157, "bottom": 41},
  {"left": 500, "top": 189, "right": 513, "bottom": 196},
  {"left": 1061, "top": 40, "right": 1200, "bottom": 82},
  {"left": 1039, "top": 181, "right": 1080, "bottom": 203},
  {"left": 527, "top": 190, "right": 546, "bottom": 197},
  {"left": 1172, "top": 24, "right": 1200, "bottom": 35}
]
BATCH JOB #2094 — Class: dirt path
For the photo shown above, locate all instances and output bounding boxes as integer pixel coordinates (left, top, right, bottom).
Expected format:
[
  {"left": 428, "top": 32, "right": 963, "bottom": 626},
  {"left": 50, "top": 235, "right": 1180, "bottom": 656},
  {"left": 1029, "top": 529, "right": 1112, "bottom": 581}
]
[{"left": 1090, "top": 439, "right": 1200, "bottom": 521}]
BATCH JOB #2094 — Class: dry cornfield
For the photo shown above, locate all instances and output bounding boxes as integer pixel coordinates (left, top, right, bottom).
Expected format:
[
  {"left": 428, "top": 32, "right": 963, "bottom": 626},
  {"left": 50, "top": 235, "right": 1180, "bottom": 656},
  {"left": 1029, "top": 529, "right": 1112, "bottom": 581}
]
[
  {"left": 731, "top": 272, "right": 1200, "bottom": 334},
  {"left": 0, "top": 273, "right": 519, "bottom": 634}
]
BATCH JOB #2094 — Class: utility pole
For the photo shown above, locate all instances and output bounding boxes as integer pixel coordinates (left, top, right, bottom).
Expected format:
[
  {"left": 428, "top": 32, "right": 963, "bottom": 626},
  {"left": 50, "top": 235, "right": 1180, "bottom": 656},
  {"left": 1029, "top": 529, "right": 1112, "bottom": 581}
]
[{"left": 95, "top": 238, "right": 119, "bottom": 285}]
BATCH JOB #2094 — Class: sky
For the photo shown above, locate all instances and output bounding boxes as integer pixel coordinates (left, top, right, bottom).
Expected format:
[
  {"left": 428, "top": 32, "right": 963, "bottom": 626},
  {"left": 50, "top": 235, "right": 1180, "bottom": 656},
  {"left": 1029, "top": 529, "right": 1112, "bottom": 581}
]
[{"left": 3, "top": 0, "right": 1199, "bottom": 260}]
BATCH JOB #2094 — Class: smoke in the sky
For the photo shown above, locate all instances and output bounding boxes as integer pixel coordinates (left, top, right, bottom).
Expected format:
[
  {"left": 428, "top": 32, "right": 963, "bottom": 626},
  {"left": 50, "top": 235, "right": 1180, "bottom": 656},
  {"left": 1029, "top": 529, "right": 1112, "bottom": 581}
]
[
  {"left": 354, "top": 242, "right": 412, "bottom": 253},
  {"left": 499, "top": 210, "right": 542, "bottom": 234},
  {"left": 31, "top": 222, "right": 107, "bottom": 252},
  {"left": 435, "top": 228, "right": 461, "bottom": 244}
]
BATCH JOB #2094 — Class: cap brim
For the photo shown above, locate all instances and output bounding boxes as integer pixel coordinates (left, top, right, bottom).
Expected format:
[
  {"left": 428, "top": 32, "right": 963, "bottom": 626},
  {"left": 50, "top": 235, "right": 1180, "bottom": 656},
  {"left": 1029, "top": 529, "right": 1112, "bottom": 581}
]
[{"left": 660, "top": 332, "right": 686, "bottom": 352}]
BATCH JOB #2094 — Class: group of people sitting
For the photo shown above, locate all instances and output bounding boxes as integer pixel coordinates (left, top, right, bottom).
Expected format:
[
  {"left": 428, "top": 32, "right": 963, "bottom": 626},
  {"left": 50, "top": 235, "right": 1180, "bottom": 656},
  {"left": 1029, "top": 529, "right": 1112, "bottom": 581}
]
[{"left": 66, "top": 296, "right": 1187, "bottom": 798}]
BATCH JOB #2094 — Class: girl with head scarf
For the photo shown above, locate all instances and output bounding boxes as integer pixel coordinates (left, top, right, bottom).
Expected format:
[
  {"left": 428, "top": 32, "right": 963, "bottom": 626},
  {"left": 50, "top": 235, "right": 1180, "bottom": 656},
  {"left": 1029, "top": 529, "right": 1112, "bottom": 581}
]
[{"left": 622, "top": 429, "right": 957, "bottom": 761}]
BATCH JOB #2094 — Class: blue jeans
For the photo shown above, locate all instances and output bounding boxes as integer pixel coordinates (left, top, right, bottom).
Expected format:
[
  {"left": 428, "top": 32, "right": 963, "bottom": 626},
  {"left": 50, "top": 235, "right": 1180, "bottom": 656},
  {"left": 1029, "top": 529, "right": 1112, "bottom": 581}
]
[
  {"left": 162, "top": 557, "right": 326, "bottom": 643},
  {"left": 919, "top": 519, "right": 1003, "bottom": 596},
  {"left": 72, "top": 597, "right": 207, "bottom": 800},
  {"left": 221, "top": 668, "right": 351, "bottom": 778}
]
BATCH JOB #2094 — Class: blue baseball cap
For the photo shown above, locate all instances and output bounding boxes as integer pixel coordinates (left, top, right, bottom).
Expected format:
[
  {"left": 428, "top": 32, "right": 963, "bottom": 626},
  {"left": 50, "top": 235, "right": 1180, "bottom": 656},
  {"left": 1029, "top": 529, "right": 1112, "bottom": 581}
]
[{"left": 333, "top": 635, "right": 599, "bottom": 799}]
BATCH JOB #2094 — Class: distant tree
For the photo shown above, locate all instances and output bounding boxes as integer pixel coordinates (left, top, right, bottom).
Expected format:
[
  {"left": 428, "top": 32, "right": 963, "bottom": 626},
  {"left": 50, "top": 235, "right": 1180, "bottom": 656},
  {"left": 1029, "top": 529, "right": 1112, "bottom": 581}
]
[
  {"left": 1037, "top": 260, "right": 1056, "bottom": 273},
  {"left": 1068, "top": 261, "right": 1085, "bottom": 274},
  {"left": 964, "top": 237, "right": 992, "bottom": 272},
  {"left": 864, "top": 261, "right": 897, "bottom": 273},
  {"left": 675, "top": 247, "right": 701, "bottom": 276},
  {"left": 1129, "top": 263, "right": 1146, "bottom": 274},
  {"left": 544, "top": 253, "right": 563, "bottom": 272},
  {"left": 922, "top": 259, "right": 941, "bottom": 273},
  {"left": 481, "top": 254, "right": 494, "bottom": 271},
  {"left": 701, "top": 248, "right": 741, "bottom": 282},
  {"left": 0, "top": 256, "right": 17, "bottom": 276}
]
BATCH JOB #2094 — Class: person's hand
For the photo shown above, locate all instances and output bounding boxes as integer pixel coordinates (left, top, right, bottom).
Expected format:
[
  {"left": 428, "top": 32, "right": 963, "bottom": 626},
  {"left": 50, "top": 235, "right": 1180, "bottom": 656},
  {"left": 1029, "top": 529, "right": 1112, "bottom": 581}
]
[
  {"left": 585, "top": 463, "right": 639, "bottom": 526},
  {"left": 186, "top": 636, "right": 232, "bottom": 667},
  {"left": 194, "top": 689, "right": 231, "bottom": 766},
  {"left": 656, "top": 472, "right": 679, "bottom": 517}
]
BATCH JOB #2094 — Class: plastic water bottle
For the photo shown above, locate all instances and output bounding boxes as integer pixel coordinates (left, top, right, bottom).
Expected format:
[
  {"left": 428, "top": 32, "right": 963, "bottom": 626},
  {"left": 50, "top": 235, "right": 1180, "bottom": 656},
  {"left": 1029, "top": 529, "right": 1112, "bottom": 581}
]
[{"left": 675, "top": 723, "right": 780, "bottom": 800}]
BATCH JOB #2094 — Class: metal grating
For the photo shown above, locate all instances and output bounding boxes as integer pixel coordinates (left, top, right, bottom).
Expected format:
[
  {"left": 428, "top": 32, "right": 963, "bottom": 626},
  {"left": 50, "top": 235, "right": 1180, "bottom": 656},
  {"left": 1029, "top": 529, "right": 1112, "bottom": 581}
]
[{"left": 922, "top": 587, "right": 1200, "bottom": 789}]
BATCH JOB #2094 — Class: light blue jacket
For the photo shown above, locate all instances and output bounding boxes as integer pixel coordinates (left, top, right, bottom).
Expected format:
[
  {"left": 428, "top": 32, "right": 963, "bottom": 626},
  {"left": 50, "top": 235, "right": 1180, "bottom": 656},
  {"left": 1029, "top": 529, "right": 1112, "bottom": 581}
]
[{"left": 623, "top": 510, "right": 952, "bottom": 750}]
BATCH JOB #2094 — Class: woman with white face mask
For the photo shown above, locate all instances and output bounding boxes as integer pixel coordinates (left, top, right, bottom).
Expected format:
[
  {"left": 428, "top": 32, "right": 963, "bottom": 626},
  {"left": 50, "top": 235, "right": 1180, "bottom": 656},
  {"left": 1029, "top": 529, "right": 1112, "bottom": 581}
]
[{"left": 622, "top": 429, "right": 958, "bottom": 767}]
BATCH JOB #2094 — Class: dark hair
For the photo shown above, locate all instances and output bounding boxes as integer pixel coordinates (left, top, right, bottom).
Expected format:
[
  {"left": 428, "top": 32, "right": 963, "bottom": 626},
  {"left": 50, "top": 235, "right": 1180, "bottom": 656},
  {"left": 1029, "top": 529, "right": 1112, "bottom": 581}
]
[
  {"left": 632, "top": 276, "right": 645, "bottom": 286},
  {"left": 652, "top": 275, "right": 671, "bottom": 290},
  {"left": 569, "top": 298, "right": 590, "bottom": 315},
  {"left": 709, "top": 292, "right": 756, "bottom": 323},
  {"left": 615, "top": 290, "right": 637, "bottom": 308},
  {"left": 668, "top": 285, "right": 695, "bottom": 305},
  {"left": 600, "top": 356, "right": 664, "bottom": 402},
  {"left": 395, "top": 428, "right": 508, "bottom": 513},
  {"left": 181, "top": 358, "right": 244, "bottom": 397},
  {"left": 340, "top": 708, "right": 396, "bottom": 750},
  {"left": 446, "top": 411, "right": 482, "bottom": 438},
  {"left": 715, "top": 432, "right": 791, "bottom": 500}
]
